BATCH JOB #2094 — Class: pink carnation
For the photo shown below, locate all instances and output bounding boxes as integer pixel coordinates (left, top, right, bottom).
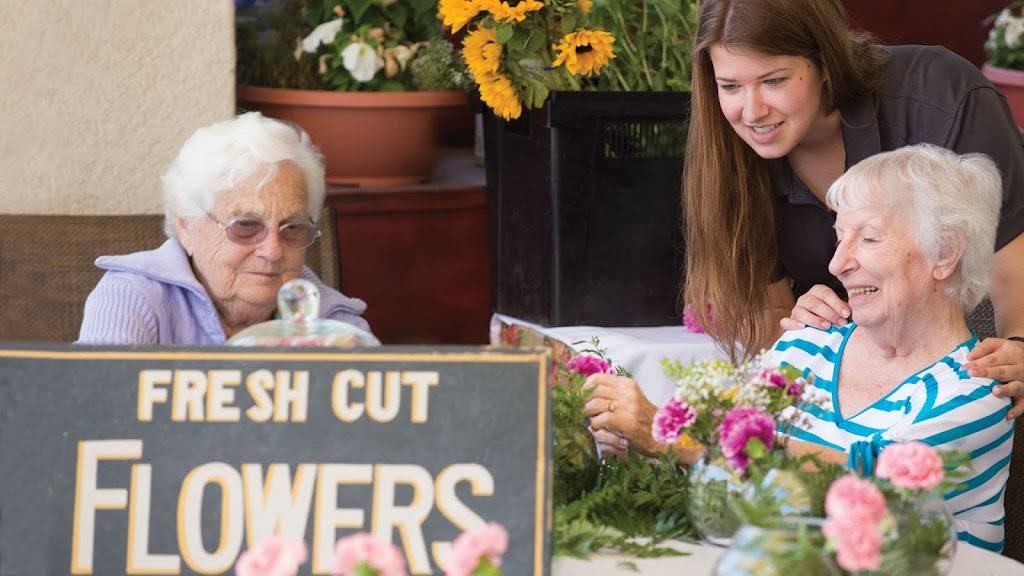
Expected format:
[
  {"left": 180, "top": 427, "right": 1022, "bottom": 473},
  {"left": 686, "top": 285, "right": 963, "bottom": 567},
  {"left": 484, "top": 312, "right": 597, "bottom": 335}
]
[
  {"left": 717, "top": 407, "right": 775, "bottom": 473},
  {"left": 754, "top": 368, "right": 804, "bottom": 397},
  {"left": 651, "top": 397, "right": 697, "bottom": 444},
  {"left": 825, "top": 520, "right": 883, "bottom": 572},
  {"left": 824, "top": 475, "right": 887, "bottom": 572},
  {"left": 565, "top": 354, "right": 614, "bottom": 377},
  {"left": 445, "top": 523, "right": 508, "bottom": 576},
  {"left": 682, "top": 303, "right": 712, "bottom": 333},
  {"left": 333, "top": 533, "right": 407, "bottom": 576},
  {"left": 876, "top": 441, "right": 944, "bottom": 490},
  {"left": 235, "top": 536, "right": 307, "bottom": 576}
]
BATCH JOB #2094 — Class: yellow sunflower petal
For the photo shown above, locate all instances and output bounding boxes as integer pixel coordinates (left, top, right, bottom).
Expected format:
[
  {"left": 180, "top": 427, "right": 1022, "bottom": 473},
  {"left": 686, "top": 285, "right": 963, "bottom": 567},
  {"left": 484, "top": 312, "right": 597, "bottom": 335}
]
[
  {"left": 462, "top": 26, "right": 503, "bottom": 81},
  {"left": 551, "top": 28, "right": 615, "bottom": 77},
  {"left": 478, "top": 72, "right": 522, "bottom": 120},
  {"left": 578, "top": 0, "right": 591, "bottom": 14},
  {"left": 488, "top": 0, "right": 544, "bottom": 24},
  {"left": 440, "top": 0, "right": 482, "bottom": 33}
]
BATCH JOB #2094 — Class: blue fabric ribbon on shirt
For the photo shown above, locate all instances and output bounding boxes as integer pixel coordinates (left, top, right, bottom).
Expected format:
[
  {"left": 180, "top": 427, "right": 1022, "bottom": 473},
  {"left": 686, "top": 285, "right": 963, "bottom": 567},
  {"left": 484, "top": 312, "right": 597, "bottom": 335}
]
[{"left": 847, "top": 433, "right": 891, "bottom": 476}]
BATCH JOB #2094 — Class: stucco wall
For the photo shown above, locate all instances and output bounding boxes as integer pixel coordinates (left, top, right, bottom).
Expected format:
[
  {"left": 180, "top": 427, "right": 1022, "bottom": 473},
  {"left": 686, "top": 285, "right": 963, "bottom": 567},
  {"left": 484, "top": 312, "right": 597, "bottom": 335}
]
[{"left": 0, "top": 1, "right": 235, "bottom": 215}]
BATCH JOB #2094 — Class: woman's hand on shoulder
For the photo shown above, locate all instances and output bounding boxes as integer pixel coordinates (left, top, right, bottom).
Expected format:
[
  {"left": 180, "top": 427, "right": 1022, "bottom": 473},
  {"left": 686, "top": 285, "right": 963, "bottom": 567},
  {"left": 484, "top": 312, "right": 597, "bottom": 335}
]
[
  {"left": 964, "top": 337, "right": 1024, "bottom": 419},
  {"left": 780, "top": 284, "right": 851, "bottom": 331},
  {"left": 582, "top": 373, "right": 659, "bottom": 456}
]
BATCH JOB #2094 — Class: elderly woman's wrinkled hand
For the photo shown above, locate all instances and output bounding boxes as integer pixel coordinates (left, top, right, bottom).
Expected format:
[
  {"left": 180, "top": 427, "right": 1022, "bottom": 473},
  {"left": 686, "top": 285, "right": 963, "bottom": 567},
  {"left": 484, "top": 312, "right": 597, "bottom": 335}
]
[
  {"left": 780, "top": 283, "right": 851, "bottom": 331},
  {"left": 965, "top": 338, "right": 1024, "bottom": 419},
  {"left": 582, "top": 373, "right": 659, "bottom": 456}
]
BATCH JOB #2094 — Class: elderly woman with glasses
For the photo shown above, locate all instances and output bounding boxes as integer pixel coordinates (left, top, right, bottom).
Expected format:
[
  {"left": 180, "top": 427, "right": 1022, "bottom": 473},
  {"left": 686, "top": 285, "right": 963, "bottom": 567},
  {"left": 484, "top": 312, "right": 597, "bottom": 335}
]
[{"left": 77, "top": 112, "right": 370, "bottom": 345}]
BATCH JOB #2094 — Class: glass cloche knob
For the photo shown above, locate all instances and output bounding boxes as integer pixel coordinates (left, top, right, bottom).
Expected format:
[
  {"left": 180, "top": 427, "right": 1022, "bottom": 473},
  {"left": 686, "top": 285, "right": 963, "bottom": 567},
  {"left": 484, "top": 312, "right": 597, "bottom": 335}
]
[{"left": 226, "top": 278, "right": 379, "bottom": 348}]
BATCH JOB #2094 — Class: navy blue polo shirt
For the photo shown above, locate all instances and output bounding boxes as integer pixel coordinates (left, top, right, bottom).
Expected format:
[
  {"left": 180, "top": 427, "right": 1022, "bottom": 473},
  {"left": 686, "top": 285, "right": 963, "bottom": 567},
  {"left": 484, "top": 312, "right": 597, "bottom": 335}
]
[{"left": 772, "top": 45, "right": 1024, "bottom": 297}]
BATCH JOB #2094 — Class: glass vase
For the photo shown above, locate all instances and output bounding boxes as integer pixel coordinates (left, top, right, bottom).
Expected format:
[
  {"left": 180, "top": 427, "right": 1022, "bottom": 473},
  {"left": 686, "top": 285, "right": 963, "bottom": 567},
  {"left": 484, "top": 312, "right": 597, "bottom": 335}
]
[
  {"left": 874, "top": 492, "right": 956, "bottom": 576},
  {"left": 712, "top": 517, "right": 840, "bottom": 576},
  {"left": 688, "top": 455, "right": 747, "bottom": 545}
]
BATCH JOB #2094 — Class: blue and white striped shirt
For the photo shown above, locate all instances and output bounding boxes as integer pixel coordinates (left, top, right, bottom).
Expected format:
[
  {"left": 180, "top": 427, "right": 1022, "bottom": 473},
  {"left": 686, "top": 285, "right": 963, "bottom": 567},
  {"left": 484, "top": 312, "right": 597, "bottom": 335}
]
[{"left": 768, "top": 324, "right": 1013, "bottom": 551}]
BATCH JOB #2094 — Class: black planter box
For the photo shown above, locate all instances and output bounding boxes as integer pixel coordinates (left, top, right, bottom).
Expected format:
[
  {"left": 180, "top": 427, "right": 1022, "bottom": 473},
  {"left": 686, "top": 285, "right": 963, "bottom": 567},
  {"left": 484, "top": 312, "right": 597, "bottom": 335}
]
[{"left": 484, "top": 91, "right": 690, "bottom": 327}]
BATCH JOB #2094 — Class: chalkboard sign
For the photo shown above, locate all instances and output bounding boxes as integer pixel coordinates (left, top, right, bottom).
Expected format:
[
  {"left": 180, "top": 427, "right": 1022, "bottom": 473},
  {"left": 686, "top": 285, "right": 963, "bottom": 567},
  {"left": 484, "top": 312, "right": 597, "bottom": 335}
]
[{"left": 0, "top": 345, "right": 551, "bottom": 575}]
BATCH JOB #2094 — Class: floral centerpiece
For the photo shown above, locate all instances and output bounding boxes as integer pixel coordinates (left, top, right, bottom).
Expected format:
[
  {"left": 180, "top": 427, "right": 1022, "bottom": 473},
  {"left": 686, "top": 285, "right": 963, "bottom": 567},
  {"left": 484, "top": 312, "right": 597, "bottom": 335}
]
[
  {"left": 983, "top": 2, "right": 1024, "bottom": 125},
  {"left": 439, "top": 0, "right": 698, "bottom": 119},
  {"left": 651, "top": 356, "right": 831, "bottom": 543}
]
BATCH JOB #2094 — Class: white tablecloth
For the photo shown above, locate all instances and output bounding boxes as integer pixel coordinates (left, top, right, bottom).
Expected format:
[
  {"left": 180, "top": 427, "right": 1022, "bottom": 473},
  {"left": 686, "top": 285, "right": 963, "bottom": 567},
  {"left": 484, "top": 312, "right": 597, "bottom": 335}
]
[
  {"left": 553, "top": 540, "right": 1024, "bottom": 575},
  {"left": 490, "top": 314, "right": 726, "bottom": 406}
]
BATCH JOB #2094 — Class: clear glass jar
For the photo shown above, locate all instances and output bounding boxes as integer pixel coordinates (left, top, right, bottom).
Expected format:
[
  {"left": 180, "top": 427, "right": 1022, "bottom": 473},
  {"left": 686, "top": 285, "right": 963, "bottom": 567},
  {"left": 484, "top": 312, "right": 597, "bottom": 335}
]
[
  {"left": 688, "top": 455, "right": 747, "bottom": 546},
  {"left": 875, "top": 492, "right": 956, "bottom": 576},
  {"left": 227, "top": 278, "right": 380, "bottom": 348},
  {"left": 712, "top": 517, "right": 840, "bottom": 576}
]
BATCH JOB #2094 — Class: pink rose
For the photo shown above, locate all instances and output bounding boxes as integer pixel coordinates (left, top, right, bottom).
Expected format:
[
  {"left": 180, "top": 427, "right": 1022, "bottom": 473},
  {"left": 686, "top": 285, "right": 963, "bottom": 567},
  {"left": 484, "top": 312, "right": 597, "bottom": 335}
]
[
  {"left": 876, "top": 441, "right": 944, "bottom": 490},
  {"left": 445, "top": 522, "right": 508, "bottom": 576},
  {"left": 651, "top": 397, "right": 697, "bottom": 444},
  {"left": 565, "top": 354, "right": 614, "bottom": 377},
  {"left": 333, "top": 533, "right": 407, "bottom": 576},
  {"left": 235, "top": 536, "right": 307, "bottom": 576}
]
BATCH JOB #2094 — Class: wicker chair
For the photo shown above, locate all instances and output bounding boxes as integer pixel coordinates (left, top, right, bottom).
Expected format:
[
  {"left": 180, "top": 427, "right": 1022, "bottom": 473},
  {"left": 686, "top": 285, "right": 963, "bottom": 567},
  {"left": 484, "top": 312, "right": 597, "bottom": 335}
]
[{"left": 0, "top": 209, "right": 338, "bottom": 343}]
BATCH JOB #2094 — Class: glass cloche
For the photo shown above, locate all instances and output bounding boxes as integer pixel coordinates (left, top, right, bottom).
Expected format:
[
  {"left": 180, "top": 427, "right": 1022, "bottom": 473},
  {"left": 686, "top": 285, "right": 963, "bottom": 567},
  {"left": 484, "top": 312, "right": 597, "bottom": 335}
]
[{"left": 227, "top": 278, "right": 380, "bottom": 348}]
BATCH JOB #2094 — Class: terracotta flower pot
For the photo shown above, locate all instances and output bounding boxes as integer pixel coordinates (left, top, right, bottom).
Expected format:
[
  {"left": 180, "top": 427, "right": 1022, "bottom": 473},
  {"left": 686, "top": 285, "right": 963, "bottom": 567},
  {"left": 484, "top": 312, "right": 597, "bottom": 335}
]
[
  {"left": 239, "top": 86, "right": 469, "bottom": 187},
  {"left": 983, "top": 63, "right": 1024, "bottom": 128}
]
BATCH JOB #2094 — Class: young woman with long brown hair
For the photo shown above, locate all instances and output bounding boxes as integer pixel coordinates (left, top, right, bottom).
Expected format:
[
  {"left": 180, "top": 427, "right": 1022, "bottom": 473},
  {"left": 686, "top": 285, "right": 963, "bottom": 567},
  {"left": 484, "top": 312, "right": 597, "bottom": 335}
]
[{"left": 584, "top": 0, "right": 1024, "bottom": 457}]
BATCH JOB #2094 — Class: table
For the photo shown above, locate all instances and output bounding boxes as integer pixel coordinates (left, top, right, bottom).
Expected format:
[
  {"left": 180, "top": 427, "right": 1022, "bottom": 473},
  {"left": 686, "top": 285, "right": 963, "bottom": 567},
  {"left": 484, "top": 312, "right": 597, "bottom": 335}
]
[
  {"left": 553, "top": 540, "right": 1024, "bottom": 575},
  {"left": 490, "top": 313, "right": 726, "bottom": 406}
]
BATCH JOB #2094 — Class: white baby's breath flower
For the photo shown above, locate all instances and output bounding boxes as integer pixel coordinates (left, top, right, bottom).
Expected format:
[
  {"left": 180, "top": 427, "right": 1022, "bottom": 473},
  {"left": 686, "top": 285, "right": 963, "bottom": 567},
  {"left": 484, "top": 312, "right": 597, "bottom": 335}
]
[
  {"left": 302, "top": 18, "right": 344, "bottom": 53},
  {"left": 342, "top": 41, "right": 385, "bottom": 82}
]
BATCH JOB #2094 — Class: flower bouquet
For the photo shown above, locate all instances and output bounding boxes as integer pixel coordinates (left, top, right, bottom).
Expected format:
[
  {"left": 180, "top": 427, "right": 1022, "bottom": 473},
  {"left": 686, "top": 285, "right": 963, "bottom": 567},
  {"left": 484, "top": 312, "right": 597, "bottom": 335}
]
[{"left": 651, "top": 356, "right": 831, "bottom": 543}]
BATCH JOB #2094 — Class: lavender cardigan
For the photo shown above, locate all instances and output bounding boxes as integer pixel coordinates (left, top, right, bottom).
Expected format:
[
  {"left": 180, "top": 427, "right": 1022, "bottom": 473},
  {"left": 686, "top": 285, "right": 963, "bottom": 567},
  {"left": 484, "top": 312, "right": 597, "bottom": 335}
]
[{"left": 76, "top": 239, "right": 371, "bottom": 345}]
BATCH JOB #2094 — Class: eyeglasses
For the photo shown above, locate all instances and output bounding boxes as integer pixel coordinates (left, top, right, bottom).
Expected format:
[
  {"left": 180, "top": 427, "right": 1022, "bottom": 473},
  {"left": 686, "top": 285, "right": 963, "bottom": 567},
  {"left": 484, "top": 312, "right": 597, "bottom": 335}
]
[{"left": 208, "top": 215, "right": 321, "bottom": 248}]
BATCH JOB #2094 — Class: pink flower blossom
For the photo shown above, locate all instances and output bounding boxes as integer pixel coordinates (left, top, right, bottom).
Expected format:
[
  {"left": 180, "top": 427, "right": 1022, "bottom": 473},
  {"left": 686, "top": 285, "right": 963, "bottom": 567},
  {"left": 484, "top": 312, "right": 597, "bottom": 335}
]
[
  {"left": 825, "top": 520, "right": 883, "bottom": 572},
  {"left": 876, "top": 441, "right": 945, "bottom": 490},
  {"left": 333, "top": 533, "right": 407, "bottom": 576},
  {"left": 717, "top": 407, "right": 775, "bottom": 473},
  {"left": 823, "top": 475, "right": 887, "bottom": 572},
  {"left": 825, "top": 474, "right": 887, "bottom": 523},
  {"left": 682, "top": 303, "right": 713, "bottom": 333},
  {"left": 235, "top": 536, "right": 307, "bottom": 576},
  {"left": 565, "top": 354, "right": 614, "bottom": 377},
  {"left": 754, "top": 368, "right": 804, "bottom": 397},
  {"left": 651, "top": 397, "right": 697, "bottom": 444},
  {"left": 445, "top": 523, "right": 508, "bottom": 576}
]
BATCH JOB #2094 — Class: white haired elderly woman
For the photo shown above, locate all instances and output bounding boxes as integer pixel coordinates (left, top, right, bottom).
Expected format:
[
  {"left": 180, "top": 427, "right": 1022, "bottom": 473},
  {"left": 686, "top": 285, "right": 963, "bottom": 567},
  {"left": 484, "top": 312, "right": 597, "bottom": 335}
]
[
  {"left": 771, "top": 144, "right": 1012, "bottom": 551},
  {"left": 77, "top": 112, "right": 370, "bottom": 344}
]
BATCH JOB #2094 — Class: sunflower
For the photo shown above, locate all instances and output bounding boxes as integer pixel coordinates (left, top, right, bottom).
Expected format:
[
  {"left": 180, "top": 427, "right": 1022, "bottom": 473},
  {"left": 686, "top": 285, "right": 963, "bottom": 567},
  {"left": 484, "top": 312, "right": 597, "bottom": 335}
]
[
  {"left": 487, "top": 0, "right": 544, "bottom": 24},
  {"left": 478, "top": 72, "right": 523, "bottom": 120},
  {"left": 551, "top": 29, "right": 615, "bottom": 76},
  {"left": 462, "top": 26, "right": 503, "bottom": 81},
  {"left": 439, "top": 0, "right": 483, "bottom": 33},
  {"left": 578, "top": 0, "right": 591, "bottom": 14}
]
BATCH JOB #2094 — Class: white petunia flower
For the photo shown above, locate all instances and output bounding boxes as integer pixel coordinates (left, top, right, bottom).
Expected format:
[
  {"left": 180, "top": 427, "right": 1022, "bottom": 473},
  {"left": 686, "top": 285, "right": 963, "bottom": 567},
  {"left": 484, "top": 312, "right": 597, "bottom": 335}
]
[
  {"left": 342, "top": 41, "right": 385, "bottom": 82},
  {"left": 1006, "top": 17, "right": 1024, "bottom": 48},
  {"left": 301, "top": 18, "right": 344, "bottom": 53}
]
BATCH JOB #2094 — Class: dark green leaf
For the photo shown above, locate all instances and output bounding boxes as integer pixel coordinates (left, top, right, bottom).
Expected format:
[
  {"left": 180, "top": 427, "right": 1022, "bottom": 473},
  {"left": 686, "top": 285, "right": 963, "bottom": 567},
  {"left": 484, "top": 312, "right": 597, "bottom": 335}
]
[{"left": 495, "top": 24, "right": 514, "bottom": 44}]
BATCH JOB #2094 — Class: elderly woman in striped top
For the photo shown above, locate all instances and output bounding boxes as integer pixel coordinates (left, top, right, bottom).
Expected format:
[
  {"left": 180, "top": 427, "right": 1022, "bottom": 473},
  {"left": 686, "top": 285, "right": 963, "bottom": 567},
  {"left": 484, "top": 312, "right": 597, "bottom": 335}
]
[{"left": 768, "top": 144, "right": 1013, "bottom": 551}]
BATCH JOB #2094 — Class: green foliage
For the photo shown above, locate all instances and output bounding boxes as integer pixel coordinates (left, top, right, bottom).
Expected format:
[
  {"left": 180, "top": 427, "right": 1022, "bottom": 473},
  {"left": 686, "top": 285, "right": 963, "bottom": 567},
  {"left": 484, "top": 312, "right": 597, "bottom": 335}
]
[
  {"left": 554, "top": 451, "right": 696, "bottom": 558},
  {"left": 986, "top": 2, "right": 1024, "bottom": 70},
  {"left": 237, "top": 0, "right": 326, "bottom": 90},
  {"left": 588, "top": 0, "right": 699, "bottom": 91},
  {"left": 409, "top": 39, "right": 473, "bottom": 91}
]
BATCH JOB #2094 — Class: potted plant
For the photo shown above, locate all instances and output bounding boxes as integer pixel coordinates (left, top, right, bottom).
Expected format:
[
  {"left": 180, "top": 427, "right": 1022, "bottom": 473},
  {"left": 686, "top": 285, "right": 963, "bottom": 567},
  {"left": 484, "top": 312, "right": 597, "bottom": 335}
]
[
  {"left": 444, "top": 0, "right": 698, "bottom": 327},
  {"left": 237, "top": 0, "right": 473, "bottom": 187},
  {"left": 984, "top": 2, "right": 1024, "bottom": 127}
]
